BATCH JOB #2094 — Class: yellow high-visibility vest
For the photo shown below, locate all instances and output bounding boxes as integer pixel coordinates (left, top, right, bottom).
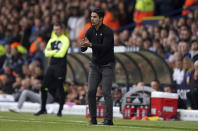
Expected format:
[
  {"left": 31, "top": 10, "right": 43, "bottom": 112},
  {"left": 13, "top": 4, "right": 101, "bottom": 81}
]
[{"left": 135, "top": 0, "right": 154, "bottom": 12}]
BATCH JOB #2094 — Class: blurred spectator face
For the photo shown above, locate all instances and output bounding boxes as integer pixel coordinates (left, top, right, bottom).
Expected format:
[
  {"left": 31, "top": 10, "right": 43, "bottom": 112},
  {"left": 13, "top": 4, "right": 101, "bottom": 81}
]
[
  {"left": 136, "top": 36, "right": 143, "bottom": 47},
  {"left": 154, "top": 32, "right": 160, "bottom": 40},
  {"left": 44, "top": 16, "right": 51, "bottom": 27},
  {"left": 4, "top": 66, "right": 12, "bottom": 75},
  {"left": 15, "top": 75, "right": 22, "bottom": 83},
  {"left": 192, "top": 41, "right": 198, "bottom": 51},
  {"left": 175, "top": 60, "right": 183, "bottom": 69},
  {"left": 157, "top": 47, "right": 166, "bottom": 58},
  {"left": 167, "top": 35, "right": 176, "bottom": 44},
  {"left": 101, "top": 2, "right": 108, "bottom": 11},
  {"left": 164, "top": 17, "right": 171, "bottom": 26},
  {"left": 191, "top": 35, "right": 197, "bottom": 41},
  {"left": 77, "top": 85, "right": 86, "bottom": 96},
  {"left": 94, "top": 0, "right": 101, "bottom": 8},
  {"left": 28, "top": 63, "right": 35, "bottom": 75},
  {"left": 160, "top": 29, "right": 168, "bottom": 39},
  {"left": 158, "top": 20, "right": 164, "bottom": 27},
  {"left": 169, "top": 29, "right": 177, "bottom": 37},
  {"left": 148, "top": 26, "right": 154, "bottom": 35},
  {"left": 53, "top": 24, "right": 62, "bottom": 36},
  {"left": 35, "top": 66, "right": 43, "bottom": 76},
  {"left": 194, "top": 10, "right": 198, "bottom": 20},
  {"left": 60, "top": 10, "right": 65, "bottom": 21},
  {"left": 177, "top": 17, "right": 185, "bottom": 27},
  {"left": 143, "top": 39, "right": 151, "bottom": 49},
  {"left": 71, "top": 6, "right": 79, "bottom": 16},
  {"left": 150, "top": 81, "right": 160, "bottom": 91},
  {"left": 39, "top": 42, "right": 46, "bottom": 51},
  {"left": 163, "top": 86, "right": 173, "bottom": 93},
  {"left": 168, "top": 52, "right": 182, "bottom": 69},
  {"left": 0, "top": 75, "right": 9, "bottom": 85},
  {"left": 10, "top": 47, "right": 18, "bottom": 56},
  {"left": 126, "top": 97, "right": 131, "bottom": 103},
  {"left": 22, "top": 64, "right": 31, "bottom": 76},
  {"left": 136, "top": 82, "right": 144, "bottom": 87},
  {"left": 191, "top": 23, "right": 198, "bottom": 35},
  {"left": 183, "top": 57, "right": 193, "bottom": 70},
  {"left": 34, "top": 5, "right": 40, "bottom": 14},
  {"left": 52, "top": 15, "right": 59, "bottom": 24},
  {"left": 179, "top": 30, "right": 191, "bottom": 41},
  {"left": 20, "top": 17, "right": 29, "bottom": 28},
  {"left": 142, "top": 31, "right": 148, "bottom": 39},
  {"left": 119, "top": 30, "right": 129, "bottom": 42},
  {"left": 153, "top": 40, "right": 160, "bottom": 50},
  {"left": 170, "top": 42, "right": 178, "bottom": 53},
  {"left": 186, "top": 18, "right": 193, "bottom": 27},
  {"left": 34, "top": 18, "right": 42, "bottom": 28},
  {"left": 162, "top": 38, "right": 169, "bottom": 49},
  {"left": 154, "top": 26, "right": 160, "bottom": 34},
  {"left": 4, "top": 44, "right": 10, "bottom": 54},
  {"left": 173, "top": 20, "right": 178, "bottom": 29},
  {"left": 127, "top": 36, "right": 135, "bottom": 46},
  {"left": 113, "top": 89, "right": 122, "bottom": 100},
  {"left": 178, "top": 41, "right": 189, "bottom": 55}
]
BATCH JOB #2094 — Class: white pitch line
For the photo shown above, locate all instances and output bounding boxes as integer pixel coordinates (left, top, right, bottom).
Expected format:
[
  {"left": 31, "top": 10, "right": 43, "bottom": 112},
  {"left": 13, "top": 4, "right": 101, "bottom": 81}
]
[
  {"left": 0, "top": 118, "right": 184, "bottom": 131},
  {"left": 0, "top": 118, "right": 57, "bottom": 124},
  {"left": 65, "top": 120, "right": 183, "bottom": 131}
]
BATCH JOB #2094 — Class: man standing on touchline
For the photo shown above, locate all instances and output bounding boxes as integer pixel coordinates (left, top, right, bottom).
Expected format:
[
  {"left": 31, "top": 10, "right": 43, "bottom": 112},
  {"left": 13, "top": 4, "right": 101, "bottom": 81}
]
[
  {"left": 81, "top": 8, "right": 115, "bottom": 125},
  {"left": 34, "top": 22, "right": 70, "bottom": 117}
]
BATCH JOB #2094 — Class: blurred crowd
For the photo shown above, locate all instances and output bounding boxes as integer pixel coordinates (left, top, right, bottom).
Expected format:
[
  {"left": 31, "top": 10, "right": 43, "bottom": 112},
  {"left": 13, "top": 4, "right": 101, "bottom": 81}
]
[{"left": 0, "top": 0, "right": 198, "bottom": 110}]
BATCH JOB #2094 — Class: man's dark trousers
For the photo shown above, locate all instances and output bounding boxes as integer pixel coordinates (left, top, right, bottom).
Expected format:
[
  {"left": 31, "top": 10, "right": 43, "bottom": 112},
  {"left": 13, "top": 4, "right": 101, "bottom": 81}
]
[
  {"left": 87, "top": 62, "right": 115, "bottom": 121},
  {"left": 41, "top": 65, "right": 66, "bottom": 113}
]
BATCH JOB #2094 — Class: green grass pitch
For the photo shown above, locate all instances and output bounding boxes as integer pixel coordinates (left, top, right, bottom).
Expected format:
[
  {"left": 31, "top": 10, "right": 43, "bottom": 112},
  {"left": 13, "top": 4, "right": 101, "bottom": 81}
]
[{"left": 0, "top": 112, "right": 198, "bottom": 131}]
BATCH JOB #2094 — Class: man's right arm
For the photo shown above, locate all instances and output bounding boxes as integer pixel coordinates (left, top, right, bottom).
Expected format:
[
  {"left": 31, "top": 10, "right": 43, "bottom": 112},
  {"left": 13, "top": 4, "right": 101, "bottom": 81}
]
[
  {"left": 45, "top": 39, "right": 56, "bottom": 57},
  {"left": 80, "top": 29, "right": 91, "bottom": 52}
]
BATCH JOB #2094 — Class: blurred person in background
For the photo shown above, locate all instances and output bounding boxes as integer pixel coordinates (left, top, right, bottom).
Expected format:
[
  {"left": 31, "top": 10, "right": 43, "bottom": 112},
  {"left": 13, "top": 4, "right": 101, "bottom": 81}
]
[
  {"left": 0, "top": 74, "right": 13, "bottom": 94},
  {"left": 34, "top": 22, "right": 70, "bottom": 117},
  {"left": 190, "top": 40, "right": 198, "bottom": 62},
  {"left": 113, "top": 88, "right": 122, "bottom": 107},
  {"left": 173, "top": 59, "right": 185, "bottom": 85},
  {"left": 9, "top": 75, "right": 54, "bottom": 113},
  {"left": 188, "top": 60, "right": 198, "bottom": 109},
  {"left": 150, "top": 79, "right": 161, "bottom": 91}
]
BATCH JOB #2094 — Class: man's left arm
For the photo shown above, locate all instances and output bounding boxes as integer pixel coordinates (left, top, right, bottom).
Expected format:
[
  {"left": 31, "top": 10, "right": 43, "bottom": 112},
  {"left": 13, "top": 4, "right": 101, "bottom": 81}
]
[{"left": 53, "top": 37, "right": 70, "bottom": 58}]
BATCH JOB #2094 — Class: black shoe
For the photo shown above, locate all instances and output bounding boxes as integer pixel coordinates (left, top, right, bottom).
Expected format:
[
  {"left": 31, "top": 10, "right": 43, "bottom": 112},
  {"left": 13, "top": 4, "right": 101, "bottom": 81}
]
[
  {"left": 88, "top": 119, "right": 97, "bottom": 125},
  {"left": 57, "top": 112, "right": 62, "bottom": 117},
  {"left": 34, "top": 110, "right": 47, "bottom": 116},
  {"left": 99, "top": 120, "right": 113, "bottom": 125}
]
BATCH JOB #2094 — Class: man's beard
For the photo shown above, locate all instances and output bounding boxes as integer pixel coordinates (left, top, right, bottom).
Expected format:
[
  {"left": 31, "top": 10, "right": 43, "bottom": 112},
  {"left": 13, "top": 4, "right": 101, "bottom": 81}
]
[{"left": 91, "top": 21, "right": 99, "bottom": 27}]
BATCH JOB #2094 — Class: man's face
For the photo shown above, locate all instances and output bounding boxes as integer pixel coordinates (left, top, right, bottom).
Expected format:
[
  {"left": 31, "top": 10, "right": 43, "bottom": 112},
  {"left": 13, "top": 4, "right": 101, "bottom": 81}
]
[
  {"left": 53, "top": 25, "right": 62, "bottom": 36},
  {"left": 91, "top": 12, "right": 101, "bottom": 26}
]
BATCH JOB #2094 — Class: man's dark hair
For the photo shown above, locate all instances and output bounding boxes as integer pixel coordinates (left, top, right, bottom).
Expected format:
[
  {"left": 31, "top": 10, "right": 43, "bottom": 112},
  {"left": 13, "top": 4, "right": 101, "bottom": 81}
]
[
  {"left": 92, "top": 8, "right": 105, "bottom": 18},
  {"left": 192, "top": 40, "right": 198, "bottom": 44},
  {"left": 54, "top": 22, "right": 64, "bottom": 28}
]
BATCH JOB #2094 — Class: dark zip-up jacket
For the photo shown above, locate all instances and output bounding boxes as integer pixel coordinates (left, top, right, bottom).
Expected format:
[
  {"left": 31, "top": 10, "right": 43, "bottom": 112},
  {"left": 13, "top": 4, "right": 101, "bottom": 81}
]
[{"left": 81, "top": 24, "right": 115, "bottom": 65}]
